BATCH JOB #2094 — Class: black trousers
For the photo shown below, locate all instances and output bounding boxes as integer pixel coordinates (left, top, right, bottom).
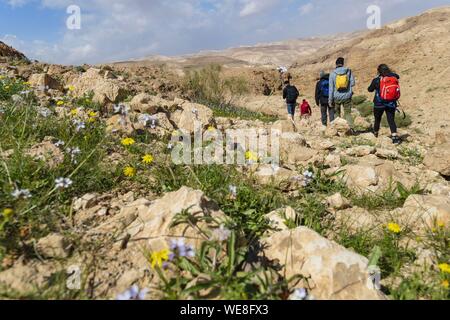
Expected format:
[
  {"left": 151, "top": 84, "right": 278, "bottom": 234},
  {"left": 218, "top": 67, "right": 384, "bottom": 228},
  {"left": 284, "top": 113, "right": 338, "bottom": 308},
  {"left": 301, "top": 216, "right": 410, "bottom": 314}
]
[{"left": 374, "top": 107, "right": 397, "bottom": 134}]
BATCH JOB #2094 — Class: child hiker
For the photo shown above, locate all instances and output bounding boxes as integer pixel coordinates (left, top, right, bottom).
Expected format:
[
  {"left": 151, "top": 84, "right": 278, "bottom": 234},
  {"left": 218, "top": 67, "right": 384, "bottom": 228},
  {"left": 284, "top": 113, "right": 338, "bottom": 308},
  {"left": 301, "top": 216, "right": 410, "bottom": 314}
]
[{"left": 300, "top": 99, "right": 312, "bottom": 119}]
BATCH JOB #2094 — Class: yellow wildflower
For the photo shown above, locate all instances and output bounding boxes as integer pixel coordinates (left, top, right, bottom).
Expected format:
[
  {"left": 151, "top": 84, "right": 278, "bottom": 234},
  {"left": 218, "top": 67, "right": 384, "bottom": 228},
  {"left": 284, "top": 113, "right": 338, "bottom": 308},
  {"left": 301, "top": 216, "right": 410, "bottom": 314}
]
[
  {"left": 442, "top": 280, "right": 449, "bottom": 289},
  {"left": 70, "top": 109, "right": 78, "bottom": 116},
  {"left": 23, "top": 81, "right": 30, "bottom": 86},
  {"left": 172, "top": 130, "right": 179, "bottom": 137},
  {"left": 142, "top": 154, "right": 154, "bottom": 165},
  {"left": 123, "top": 166, "right": 136, "bottom": 177},
  {"left": 121, "top": 137, "right": 136, "bottom": 146},
  {"left": 149, "top": 249, "right": 170, "bottom": 269},
  {"left": 207, "top": 126, "right": 216, "bottom": 132},
  {"left": 0, "top": 75, "right": 5, "bottom": 80},
  {"left": 438, "top": 263, "right": 450, "bottom": 274},
  {"left": 5, "top": 85, "right": 10, "bottom": 90},
  {"left": 68, "top": 85, "right": 75, "bottom": 92},
  {"left": 87, "top": 117, "right": 96, "bottom": 123},
  {"left": 56, "top": 100, "right": 65, "bottom": 106},
  {"left": 387, "top": 222, "right": 401, "bottom": 234},
  {"left": 437, "top": 221, "right": 445, "bottom": 228},
  {"left": 2, "top": 208, "right": 14, "bottom": 220},
  {"left": 88, "top": 111, "right": 98, "bottom": 118},
  {"left": 245, "top": 151, "right": 258, "bottom": 162}
]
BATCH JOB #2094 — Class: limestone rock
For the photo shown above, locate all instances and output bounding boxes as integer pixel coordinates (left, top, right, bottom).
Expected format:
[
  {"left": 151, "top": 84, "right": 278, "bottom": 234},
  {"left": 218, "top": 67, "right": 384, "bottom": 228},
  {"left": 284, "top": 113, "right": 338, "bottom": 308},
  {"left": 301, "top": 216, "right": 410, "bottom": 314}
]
[
  {"left": 330, "top": 118, "right": 351, "bottom": 136},
  {"left": 36, "top": 233, "right": 70, "bottom": 259},
  {"left": 345, "top": 146, "right": 376, "bottom": 157},
  {"left": 26, "top": 137, "right": 64, "bottom": 168},
  {"left": 272, "top": 120, "right": 297, "bottom": 133},
  {"left": 376, "top": 148, "right": 399, "bottom": 159},
  {"left": 400, "top": 195, "right": 450, "bottom": 230},
  {"left": 70, "top": 68, "right": 128, "bottom": 105},
  {"left": 254, "top": 165, "right": 303, "bottom": 191},
  {"left": 28, "top": 73, "right": 62, "bottom": 91},
  {"left": 343, "top": 165, "right": 379, "bottom": 190},
  {"left": 263, "top": 227, "right": 386, "bottom": 300},
  {"left": 326, "top": 193, "right": 351, "bottom": 210},
  {"left": 423, "top": 143, "right": 450, "bottom": 176},
  {"left": 282, "top": 145, "right": 317, "bottom": 165},
  {"left": 0, "top": 259, "right": 58, "bottom": 293},
  {"left": 106, "top": 114, "right": 134, "bottom": 135},
  {"left": 130, "top": 94, "right": 176, "bottom": 114},
  {"left": 171, "top": 101, "right": 214, "bottom": 132},
  {"left": 106, "top": 187, "right": 226, "bottom": 263},
  {"left": 266, "top": 207, "right": 296, "bottom": 232},
  {"left": 426, "top": 183, "right": 450, "bottom": 197}
]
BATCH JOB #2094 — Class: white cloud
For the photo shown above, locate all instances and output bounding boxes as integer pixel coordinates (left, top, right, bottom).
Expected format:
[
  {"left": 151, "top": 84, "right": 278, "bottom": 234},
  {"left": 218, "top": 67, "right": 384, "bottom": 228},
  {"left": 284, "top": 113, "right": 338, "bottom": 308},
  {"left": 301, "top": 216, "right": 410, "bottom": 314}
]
[
  {"left": 1, "top": 0, "right": 449, "bottom": 65},
  {"left": 299, "top": 3, "right": 314, "bottom": 16},
  {"left": 239, "top": 0, "right": 280, "bottom": 17}
]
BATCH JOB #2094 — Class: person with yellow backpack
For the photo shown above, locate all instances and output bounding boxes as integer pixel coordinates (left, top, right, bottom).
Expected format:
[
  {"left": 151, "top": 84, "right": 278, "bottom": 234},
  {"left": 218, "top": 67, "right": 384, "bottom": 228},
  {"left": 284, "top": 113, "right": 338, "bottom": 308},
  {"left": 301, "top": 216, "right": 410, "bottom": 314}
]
[{"left": 329, "top": 57, "right": 356, "bottom": 134}]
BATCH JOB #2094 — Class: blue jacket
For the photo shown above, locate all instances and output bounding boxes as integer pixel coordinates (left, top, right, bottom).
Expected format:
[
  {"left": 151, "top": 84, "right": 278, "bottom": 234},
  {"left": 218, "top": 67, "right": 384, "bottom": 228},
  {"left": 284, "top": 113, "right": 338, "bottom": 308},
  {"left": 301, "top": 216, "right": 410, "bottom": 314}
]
[{"left": 329, "top": 67, "right": 355, "bottom": 105}]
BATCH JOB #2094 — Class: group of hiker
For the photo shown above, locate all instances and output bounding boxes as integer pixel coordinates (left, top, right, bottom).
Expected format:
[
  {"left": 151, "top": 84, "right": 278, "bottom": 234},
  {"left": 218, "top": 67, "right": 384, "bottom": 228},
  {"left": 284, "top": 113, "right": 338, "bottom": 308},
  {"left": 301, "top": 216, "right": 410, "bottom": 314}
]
[{"left": 282, "top": 57, "right": 402, "bottom": 145}]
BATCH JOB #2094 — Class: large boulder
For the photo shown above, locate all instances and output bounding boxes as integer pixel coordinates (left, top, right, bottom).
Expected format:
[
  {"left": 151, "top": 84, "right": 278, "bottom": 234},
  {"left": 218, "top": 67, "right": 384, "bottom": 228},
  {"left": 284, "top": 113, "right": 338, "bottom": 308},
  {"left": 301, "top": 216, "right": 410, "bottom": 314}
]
[
  {"left": 124, "top": 187, "right": 224, "bottom": 251},
  {"left": 424, "top": 143, "right": 450, "bottom": 176},
  {"left": 263, "top": 227, "right": 386, "bottom": 300},
  {"left": 171, "top": 101, "right": 214, "bottom": 132},
  {"left": 28, "top": 73, "right": 62, "bottom": 91},
  {"left": 130, "top": 94, "right": 177, "bottom": 114},
  {"left": 330, "top": 118, "right": 351, "bottom": 136},
  {"left": 281, "top": 145, "right": 317, "bottom": 165},
  {"left": 399, "top": 194, "right": 450, "bottom": 230},
  {"left": 343, "top": 165, "right": 379, "bottom": 190},
  {"left": 70, "top": 68, "right": 128, "bottom": 105}
]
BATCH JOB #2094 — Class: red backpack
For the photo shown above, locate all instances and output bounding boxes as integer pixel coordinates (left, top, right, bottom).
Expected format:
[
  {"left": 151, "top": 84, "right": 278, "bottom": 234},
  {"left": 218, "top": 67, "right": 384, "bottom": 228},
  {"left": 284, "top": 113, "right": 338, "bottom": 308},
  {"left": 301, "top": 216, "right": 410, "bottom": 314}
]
[{"left": 379, "top": 76, "right": 401, "bottom": 102}]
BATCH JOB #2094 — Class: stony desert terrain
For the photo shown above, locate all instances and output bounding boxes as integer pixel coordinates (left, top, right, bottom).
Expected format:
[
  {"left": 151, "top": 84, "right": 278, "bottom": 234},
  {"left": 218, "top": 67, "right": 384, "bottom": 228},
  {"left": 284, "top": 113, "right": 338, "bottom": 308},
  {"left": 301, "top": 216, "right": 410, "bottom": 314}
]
[{"left": 0, "top": 6, "right": 449, "bottom": 300}]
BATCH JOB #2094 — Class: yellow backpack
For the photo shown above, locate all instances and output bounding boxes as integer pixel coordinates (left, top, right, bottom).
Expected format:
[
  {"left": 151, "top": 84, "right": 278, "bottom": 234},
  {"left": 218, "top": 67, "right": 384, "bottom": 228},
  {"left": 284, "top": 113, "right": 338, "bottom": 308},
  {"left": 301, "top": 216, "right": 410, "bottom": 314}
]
[{"left": 335, "top": 71, "right": 350, "bottom": 92}]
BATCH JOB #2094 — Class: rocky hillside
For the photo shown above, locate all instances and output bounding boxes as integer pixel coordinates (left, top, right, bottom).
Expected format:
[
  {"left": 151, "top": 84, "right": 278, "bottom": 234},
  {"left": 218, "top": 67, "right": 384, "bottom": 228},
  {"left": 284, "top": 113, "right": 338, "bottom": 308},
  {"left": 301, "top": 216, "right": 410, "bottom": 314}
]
[
  {"left": 124, "top": 34, "right": 359, "bottom": 69},
  {"left": 0, "top": 7, "right": 449, "bottom": 301},
  {"left": 288, "top": 6, "right": 450, "bottom": 136},
  {"left": 0, "top": 41, "right": 28, "bottom": 62}
]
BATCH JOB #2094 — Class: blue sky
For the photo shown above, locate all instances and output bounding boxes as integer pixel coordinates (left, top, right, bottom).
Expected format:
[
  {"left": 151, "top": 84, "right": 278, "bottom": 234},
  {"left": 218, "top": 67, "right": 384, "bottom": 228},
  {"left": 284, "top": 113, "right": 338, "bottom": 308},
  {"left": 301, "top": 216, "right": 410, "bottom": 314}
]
[{"left": 1, "top": 0, "right": 449, "bottom": 65}]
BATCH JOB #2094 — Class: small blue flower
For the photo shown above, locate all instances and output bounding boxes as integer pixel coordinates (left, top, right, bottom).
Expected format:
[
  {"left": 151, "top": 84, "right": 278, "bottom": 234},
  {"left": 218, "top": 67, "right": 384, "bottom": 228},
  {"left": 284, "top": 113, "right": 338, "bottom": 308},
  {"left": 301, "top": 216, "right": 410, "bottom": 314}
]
[
  {"left": 289, "top": 288, "right": 308, "bottom": 300},
  {"left": 169, "top": 238, "right": 195, "bottom": 260},
  {"left": 116, "top": 285, "right": 148, "bottom": 300}
]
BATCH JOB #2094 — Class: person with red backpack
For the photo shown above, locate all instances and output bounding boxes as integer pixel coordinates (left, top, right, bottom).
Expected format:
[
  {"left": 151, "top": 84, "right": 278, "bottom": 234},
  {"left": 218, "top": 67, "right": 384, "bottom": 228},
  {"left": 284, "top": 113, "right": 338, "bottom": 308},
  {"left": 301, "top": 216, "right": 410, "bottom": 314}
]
[{"left": 368, "top": 64, "right": 401, "bottom": 144}]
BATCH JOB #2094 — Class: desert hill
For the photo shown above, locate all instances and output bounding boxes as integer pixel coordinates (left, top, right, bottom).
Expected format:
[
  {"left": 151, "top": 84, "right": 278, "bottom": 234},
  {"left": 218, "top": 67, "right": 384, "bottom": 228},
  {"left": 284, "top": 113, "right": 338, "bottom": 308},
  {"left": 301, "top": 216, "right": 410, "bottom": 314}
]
[{"left": 0, "top": 41, "right": 28, "bottom": 61}]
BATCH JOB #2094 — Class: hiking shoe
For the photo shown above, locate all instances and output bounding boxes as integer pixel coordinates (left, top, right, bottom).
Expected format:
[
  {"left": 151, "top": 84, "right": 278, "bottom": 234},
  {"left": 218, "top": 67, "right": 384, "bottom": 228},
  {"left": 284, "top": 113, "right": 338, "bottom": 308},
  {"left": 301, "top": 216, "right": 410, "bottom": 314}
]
[
  {"left": 373, "top": 131, "right": 379, "bottom": 138},
  {"left": 392, "top": 136, "right": 401, "bottom": 145}
]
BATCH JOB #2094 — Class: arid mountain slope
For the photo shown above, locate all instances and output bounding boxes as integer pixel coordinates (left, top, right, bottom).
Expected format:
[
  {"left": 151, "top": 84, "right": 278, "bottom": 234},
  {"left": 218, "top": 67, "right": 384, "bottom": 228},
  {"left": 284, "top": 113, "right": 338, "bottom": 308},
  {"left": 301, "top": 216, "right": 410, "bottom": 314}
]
[
  {"left": 0, "top": 41, "right": 27, "bottom": 61},
  {"left": 287, "top": 6, "right": 450, "bottom": 135},
  {"left": 116, "top": 34, "right": 360, "bottom": 70}
]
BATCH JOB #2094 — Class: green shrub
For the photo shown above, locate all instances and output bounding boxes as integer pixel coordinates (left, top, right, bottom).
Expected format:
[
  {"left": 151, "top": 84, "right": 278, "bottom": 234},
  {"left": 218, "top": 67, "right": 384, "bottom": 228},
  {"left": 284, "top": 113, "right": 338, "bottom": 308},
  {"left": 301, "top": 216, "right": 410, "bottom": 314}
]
[
  {"left": 351, "top": 182, "right": 423, "bottom": 211},
  {"left": 356, "top": 101, "right": 374, "bottom": 118},
  {"left": 383, "top": 112, "right": 412, "bottom": 128},
  {"left": 399, "top": 146, "right": 424, "bottom": 166},
  {"left": 210, "top": 104, "right": 278, "bottom": 123},
  {"left": 183, "top": 64, "right": 248, "bottom": 107},
  {"left": 353, "top": 95, "right": 368, "bottom": 105}
]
